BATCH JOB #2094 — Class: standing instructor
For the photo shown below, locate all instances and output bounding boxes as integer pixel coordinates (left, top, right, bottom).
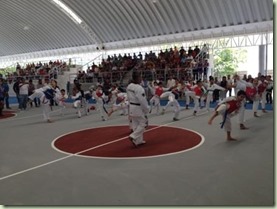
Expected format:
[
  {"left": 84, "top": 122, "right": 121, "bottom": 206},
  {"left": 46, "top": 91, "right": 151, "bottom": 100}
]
[{"left": 126, "top": 72, "right": 149, "bottom": 147}]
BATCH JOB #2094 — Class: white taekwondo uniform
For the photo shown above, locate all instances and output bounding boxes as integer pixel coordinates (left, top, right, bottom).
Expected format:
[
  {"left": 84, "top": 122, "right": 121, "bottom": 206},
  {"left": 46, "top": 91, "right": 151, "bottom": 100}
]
[{"left": 126, "top": 82, "right": 149, "bottom": 146}]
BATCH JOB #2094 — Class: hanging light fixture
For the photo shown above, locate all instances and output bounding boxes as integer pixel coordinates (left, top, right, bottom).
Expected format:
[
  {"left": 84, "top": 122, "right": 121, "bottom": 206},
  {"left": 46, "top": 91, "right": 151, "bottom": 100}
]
[{"left": 51, "top": 0, "right": 82, "bottom": 24}]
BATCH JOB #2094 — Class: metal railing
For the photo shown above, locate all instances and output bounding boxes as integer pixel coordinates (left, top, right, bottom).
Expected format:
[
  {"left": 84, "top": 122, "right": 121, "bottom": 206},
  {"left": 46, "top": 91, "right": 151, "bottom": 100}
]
[
  {"left": 69, "top": 66, "right": 209, "bottom": 86},
  {"left": 76, "top": 54, "right": 103, "bottom": 72}
]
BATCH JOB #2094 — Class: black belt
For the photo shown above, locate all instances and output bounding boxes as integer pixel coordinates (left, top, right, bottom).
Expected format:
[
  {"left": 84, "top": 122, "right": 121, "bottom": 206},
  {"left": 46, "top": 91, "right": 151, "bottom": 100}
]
[{"left": 130, "top": 102, "right": 140, "bottom": 106}]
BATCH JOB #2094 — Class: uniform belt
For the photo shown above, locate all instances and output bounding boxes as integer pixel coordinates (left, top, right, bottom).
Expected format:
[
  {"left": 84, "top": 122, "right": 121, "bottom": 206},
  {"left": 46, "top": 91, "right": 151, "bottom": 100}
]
[{"left": 130, "top": 102, "right": 140, "bottom": 106}]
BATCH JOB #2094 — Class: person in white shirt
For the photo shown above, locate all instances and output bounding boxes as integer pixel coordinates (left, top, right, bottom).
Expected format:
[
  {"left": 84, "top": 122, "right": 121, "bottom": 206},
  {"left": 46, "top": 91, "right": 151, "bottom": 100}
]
[
  {"left": 92, "top": 85, "right": 108, "bottom": 121},
  {"left": 107, "top": 91, "right": 128, "bottom": 117},
  {"left": 183, "top": 80, "right": 195, "bottom": 109},
  {"left": 232, "top": 74, "right": 252, "bottom": 130},
  {"left": 166, "top": 75, "right": 176, "bottom": 88},
  {"left": 71, "top": 87, "right": 85, "bottom": 118},
  {"left": 246, "top": 78, "right": 260, "bottom": 117},
  {"left": 148, "top": 81, "right": 170, "bottom": 115},
  {"left": 192, "top": 80, "right": 204, "bottom": 116},
  {"left": 160, "top": 86, "right": 181, "bottom": 121},
  {"left": 57, "top": 89, "right": 68, "bottom": 116},
  {"left": 208, "top": 90, "right": 247, "bottom": 141},
  {"left": 204, "top": 77, "right": 226, "bottom": 111},
  {"left": 28, "top": 79, "right": 50, "bottom": 102},
  {"left": 226, "top": 74, "right": 233, "bottom": 97},
  {"left": 40, "top": 80, "right": 61, "bottom": 123},
  {"left": 18, "top": 78, "right": 29, "bottom": 110},
  {"left": 126, "top": 72, "right": 149, "bottom": 147},
  {"left": 257, "top": 75, "right": 269, "bottom": 113}
]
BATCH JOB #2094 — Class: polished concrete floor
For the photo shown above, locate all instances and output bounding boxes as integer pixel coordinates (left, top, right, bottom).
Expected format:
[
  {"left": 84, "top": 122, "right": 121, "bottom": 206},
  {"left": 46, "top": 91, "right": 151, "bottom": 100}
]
[{"left": 0, "top": 102, "right": 274, "bottom": 206}]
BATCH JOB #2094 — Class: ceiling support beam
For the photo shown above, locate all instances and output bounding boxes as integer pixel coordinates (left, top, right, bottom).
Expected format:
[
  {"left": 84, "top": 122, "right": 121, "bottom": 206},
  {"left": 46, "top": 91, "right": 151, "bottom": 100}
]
[{"left": 49, "top": 0, "right": 103, "bottom": 47}]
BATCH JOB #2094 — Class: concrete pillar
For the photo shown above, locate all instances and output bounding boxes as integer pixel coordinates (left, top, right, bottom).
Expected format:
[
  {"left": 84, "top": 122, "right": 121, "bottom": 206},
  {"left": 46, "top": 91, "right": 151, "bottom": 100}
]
[
  {"left": 259, "top": 45, "right": 266, "bottom": 76},
  {"left": 208, "top": 54, "right": 214, "bottom": 78}
]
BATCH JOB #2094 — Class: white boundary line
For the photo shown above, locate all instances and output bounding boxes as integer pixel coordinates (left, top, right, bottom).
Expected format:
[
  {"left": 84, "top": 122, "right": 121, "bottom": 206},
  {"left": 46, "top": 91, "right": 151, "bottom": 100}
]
[
  {"left": 0, "top": 108, "right": 63, "bottom": 123},
  {"left": 51, "top": 123, "right": 205, "bottom": 160},
  {"left": 0, "top": 111, "right": 208, "bottom": 181},
  {"left": 0, "top": 112, "right": 17, "bottom": 120}
]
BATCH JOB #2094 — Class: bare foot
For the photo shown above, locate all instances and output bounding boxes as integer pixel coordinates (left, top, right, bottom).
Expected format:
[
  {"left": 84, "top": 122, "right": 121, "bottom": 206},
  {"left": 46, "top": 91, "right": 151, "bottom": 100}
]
[{"left": 262, "top": 109, "right": 267, "bottom": 113}]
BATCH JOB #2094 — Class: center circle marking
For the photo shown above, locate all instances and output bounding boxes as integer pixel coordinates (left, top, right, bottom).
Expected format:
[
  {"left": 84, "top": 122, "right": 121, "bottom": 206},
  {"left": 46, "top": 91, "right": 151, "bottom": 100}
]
[{"left": 52, "top": 125, "right": 205, "bottom": 159}]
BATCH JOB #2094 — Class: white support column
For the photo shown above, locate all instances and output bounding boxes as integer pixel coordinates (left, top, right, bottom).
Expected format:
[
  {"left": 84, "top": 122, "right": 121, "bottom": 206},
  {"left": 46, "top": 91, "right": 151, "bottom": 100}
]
[
  {"left": 208, "top": 48, "right": 214, "bottom": 78},
  {"left": 259, "top": 45, "right": 266, "bottom": 76}
]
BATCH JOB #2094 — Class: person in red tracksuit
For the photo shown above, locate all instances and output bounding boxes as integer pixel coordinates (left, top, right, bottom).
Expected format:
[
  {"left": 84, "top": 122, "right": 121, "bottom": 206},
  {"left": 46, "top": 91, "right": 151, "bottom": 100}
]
[{"left": 208, "top": 90, "right": 247, "bottom": 141}]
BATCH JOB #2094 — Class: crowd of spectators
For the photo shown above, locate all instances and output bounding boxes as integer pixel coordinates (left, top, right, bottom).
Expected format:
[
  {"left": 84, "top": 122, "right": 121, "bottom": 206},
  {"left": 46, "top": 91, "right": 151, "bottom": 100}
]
[
  {"left": 4, "top": 60, "right": 68, "bottom": 83},
  {"left": 75, "top": 44, "right": 209, "bottom": 84}
]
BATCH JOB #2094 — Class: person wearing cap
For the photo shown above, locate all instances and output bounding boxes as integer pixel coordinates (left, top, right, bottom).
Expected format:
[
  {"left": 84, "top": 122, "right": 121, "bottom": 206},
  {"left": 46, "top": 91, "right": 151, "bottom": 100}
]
[{"left": 126, "top": 72, "right": 149, "bottom": 147}]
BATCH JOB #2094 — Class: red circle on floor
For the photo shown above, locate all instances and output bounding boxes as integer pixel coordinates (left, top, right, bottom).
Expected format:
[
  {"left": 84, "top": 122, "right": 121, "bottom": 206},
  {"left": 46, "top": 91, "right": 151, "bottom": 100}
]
[
  {"left": 52, "top": 125, "right": 204, "bottom": 159},
  {"left": 0, "top": 110, "right": 16, "bottom": 119}
]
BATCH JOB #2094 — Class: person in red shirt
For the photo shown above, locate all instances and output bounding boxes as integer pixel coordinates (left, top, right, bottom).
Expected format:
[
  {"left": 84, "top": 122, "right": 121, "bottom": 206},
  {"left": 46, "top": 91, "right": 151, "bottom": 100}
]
[
  {"left": 92, "top": 85, "right": 108, "bottom": 121},
  {"left": 208, "top": 90, "right": 247, "bottom": 141},
  {"left": 257, "top": 76, "right": 268, "bottom": 113},
  {"left": 193, "top": 80, "right": 203, "bottom": 116}
]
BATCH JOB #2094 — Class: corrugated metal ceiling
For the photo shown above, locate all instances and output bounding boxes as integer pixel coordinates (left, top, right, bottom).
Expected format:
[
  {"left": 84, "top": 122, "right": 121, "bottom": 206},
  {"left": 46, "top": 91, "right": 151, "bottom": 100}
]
[{"left": 0, "top": 0, "right": 273, "bottom": 57}]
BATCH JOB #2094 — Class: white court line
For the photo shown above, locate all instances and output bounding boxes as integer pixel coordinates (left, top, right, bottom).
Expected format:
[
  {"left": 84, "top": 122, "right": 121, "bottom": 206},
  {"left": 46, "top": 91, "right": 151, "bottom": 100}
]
[
  {"left": 52, "top": 126, "right": 205, "bottom": 160},
  {"left": 0, "top": 108, "right": 62, "bottom": 123},
  {"left": 52, "top": 111, "right": 208, "bottom": 159},
  {"left": 0, "top": 111, "right": 208, "bottom": 181},
  {"left": 0, "top": 112, "right": 17, "bottom": 120}
]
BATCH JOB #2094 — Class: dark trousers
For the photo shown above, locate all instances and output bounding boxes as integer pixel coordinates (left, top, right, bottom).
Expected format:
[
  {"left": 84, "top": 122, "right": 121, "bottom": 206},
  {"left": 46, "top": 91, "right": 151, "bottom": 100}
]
[
  {"left": 213, "top": 89, "right": 220, "bottom": 101},
  {"left": 4, "top": 93, "right": 10, "bottom": 108},
  {"left": 0, "top": 99, "right": 4, "bottom": 115},
  {"left": 266, "top": 90, "right": 273, "bottom": 104}
]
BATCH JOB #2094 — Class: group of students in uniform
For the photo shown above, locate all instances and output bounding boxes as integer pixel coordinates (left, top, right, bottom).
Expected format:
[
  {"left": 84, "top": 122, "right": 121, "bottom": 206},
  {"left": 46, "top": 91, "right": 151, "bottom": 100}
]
[
  {"left": 126, "top": 72, "right": 272, "bottom": 146},
  {"left": 26, "top": 78, "right": 130, "bottom": 123},
  {"left": 24, "top": 71, "right": 272, "bottom": 147}
]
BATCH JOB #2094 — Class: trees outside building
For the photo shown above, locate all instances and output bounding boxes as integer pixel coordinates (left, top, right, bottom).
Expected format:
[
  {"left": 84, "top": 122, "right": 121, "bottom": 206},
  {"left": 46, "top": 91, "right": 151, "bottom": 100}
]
[{"left": 213, "top": 48, "right": 247, "bottom": 78}]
